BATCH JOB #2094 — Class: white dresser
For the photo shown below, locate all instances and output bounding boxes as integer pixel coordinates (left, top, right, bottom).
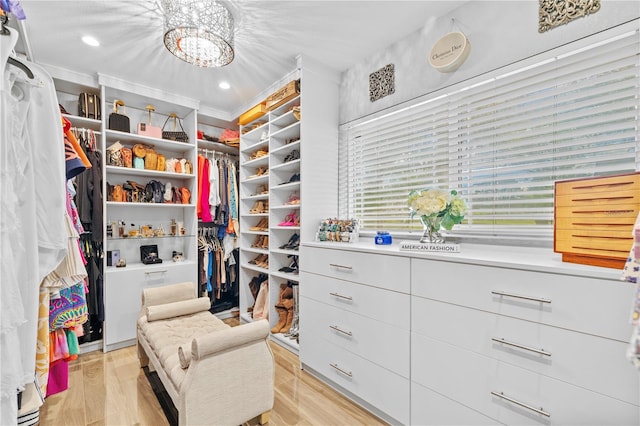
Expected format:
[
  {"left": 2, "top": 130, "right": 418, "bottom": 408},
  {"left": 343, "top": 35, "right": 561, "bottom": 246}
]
[
  {"left": 299, "top": 246, "right": 411, "bottom": 424},
  {"left": 300, "top": 242, "right": 640, "bottom": 425}
]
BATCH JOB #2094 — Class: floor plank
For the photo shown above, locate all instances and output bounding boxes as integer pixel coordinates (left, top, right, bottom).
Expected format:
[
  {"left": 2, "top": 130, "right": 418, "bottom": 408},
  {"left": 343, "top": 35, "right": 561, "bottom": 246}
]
[{"left": 40, "top": 324, "right": 387, "bottom": 426}]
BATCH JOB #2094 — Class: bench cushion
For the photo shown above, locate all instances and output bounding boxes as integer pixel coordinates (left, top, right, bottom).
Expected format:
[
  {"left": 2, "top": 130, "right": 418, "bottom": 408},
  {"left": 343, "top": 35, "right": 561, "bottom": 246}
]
[
  {"left": 138, "top": 310, "right": 229, "bottom": 390},
  {"left": 146, "top": 297, "right": 211, "bottom": 322}
]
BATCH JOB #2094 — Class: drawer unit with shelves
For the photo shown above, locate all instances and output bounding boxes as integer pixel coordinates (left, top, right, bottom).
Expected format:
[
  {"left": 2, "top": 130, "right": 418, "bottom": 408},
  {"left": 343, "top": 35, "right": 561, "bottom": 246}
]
[{"left": 99, "top": 74, "right": 200, "bottom": 351}]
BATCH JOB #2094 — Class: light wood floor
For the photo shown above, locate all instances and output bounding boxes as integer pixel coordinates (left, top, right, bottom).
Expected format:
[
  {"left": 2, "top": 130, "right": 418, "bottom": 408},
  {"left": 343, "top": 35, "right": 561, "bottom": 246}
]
[{"left": 39, "top": 320, "right": 387, "bottom": 426}]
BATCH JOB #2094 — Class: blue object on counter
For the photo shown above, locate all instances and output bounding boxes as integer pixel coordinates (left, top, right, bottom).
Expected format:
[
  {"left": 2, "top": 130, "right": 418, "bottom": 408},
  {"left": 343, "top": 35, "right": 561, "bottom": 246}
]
[{"left": 375, "top": 231, "right": 392, "bottom": 245}]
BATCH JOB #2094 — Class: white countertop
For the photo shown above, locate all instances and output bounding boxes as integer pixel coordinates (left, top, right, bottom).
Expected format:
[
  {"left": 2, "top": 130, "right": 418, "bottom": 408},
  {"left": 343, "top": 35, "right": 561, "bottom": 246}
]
[{"left": 302, "top": 239, "right": 626, "bottom": 282}]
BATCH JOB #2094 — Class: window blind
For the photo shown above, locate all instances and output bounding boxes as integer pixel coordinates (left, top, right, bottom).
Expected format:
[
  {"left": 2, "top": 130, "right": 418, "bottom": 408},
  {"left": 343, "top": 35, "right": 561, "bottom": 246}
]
[{"left": 340, "top": 28, "right": 639, "bottom": 240}]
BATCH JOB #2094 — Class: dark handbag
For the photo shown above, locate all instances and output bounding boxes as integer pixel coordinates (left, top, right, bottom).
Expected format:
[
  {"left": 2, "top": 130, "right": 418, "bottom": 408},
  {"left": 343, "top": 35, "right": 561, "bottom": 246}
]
[
  {"left": 145, "top": 180, "right": 165, "bottom": 204},
  {"left": 108, "top": 100, "right": 130, "bottom": 133},
  {"left": 78, "top": 93, "right": 101, "bottom": 120},
  {"left": 162, "top": 113, "right": 189, "bottom": 142}
]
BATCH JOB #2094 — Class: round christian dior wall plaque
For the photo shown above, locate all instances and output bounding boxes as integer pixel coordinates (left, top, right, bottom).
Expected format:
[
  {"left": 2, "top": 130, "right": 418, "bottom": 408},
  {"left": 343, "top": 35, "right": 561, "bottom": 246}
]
[{"left": 429, "top": 31, "right": 471, "bottom": 73}]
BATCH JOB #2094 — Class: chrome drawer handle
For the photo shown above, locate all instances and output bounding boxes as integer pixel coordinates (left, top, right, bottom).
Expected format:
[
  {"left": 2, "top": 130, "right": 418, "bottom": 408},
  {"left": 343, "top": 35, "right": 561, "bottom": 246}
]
[
  {"left": 329, "top": 263, "right": 353, "bottom": 270},
  {"left": 329, "top": 325, "right": 353, "bottom": 337},
  {"left": 491, "top": 290, "right": 551, "bottom": 304},
  {"left": 491, "top": 337, "right": 551, "bottom": 357},
  {"left": 145, "top": 270, "right": 168, "bottom": 275},
  {"left": 329, "top": 292, "right": 353, "bottom": 301},
  {"left": 491, "top": 391, "right": 550, "bottom": 417},
  {"left": 329, "top": 363, "right": 353, "bottom": 378}
]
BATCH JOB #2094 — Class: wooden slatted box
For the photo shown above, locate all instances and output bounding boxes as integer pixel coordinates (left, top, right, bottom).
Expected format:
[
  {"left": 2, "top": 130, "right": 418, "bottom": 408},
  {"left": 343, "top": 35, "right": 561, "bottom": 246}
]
[{"left": 554, "top": 172, "right": 640, "bottom": 268}]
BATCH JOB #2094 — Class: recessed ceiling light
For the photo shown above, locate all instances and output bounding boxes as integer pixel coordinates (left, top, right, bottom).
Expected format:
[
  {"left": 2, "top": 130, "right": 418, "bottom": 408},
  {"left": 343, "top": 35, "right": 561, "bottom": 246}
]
[
  {"left": 219, "top": 81, "right": 230, "bottom": 90},
  {"left": 81, "top": 36, "right": 100, "bottom": 47}
]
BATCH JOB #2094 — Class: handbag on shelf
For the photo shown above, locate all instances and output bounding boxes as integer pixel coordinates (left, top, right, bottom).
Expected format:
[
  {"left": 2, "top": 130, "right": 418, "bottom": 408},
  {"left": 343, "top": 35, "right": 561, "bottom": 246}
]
[
  {"left": 156, "top": 154, "right": 166, "bottom": 172},
  {"left": 137, "top": 105, "right": 162, "bottom": 138},
  {"left": 108, "top": 100, "right": 130, "bottom": 133},
  {"left": 144, "top": 150, "right": 158, "bottom": 170},
  {"left": 120, "top": 147, "right": 132, "bottom": 168},
  {"left": 162, "top": 113, "right": 189, "bottom": 142},
  {"left": 78, "top": 92, "right": 101, "bottom": 120},
  {"left": 106, "top": 142, "right": 124, "bottom": 167}
]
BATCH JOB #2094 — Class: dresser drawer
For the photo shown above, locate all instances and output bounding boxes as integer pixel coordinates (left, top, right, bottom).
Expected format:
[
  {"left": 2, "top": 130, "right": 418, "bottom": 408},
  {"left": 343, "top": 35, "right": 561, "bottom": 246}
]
[
  {"left": 300, "top": 246, "right": 410, "bottom": 293},
  {"left": 301, "top": 296, "right": 410, "bottom": 378},
  {"left": 411, "top": 258, "right": 634, "bottom": 341},
  {"left": 412, "top": 334, "right": 639, "bottom": 425},
  {"left": 412, "top": 296, "right": 639, "bottom": 405},
  {"left": 301, "top": 335, "right": 410, "bottom": 425},
  {"left": 104, "top": 262, "right": 197, "bottom": 349},
  {"left": 300, "top": 271, "right": 410, "bottom": 329},
  {"left": 411, "top": 382, "right": 500, "bottom": 426}
]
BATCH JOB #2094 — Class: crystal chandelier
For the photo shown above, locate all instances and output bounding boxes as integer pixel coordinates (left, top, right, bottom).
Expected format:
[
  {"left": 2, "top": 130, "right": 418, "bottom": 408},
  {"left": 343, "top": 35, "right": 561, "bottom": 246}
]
[{"left": 162, "top": 0, "right": 234, "bottom": 67}]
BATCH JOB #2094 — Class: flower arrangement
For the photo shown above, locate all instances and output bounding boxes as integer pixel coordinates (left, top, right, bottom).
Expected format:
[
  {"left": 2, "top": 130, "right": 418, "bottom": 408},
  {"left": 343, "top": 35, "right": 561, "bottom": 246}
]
[{"left": 407, "top": 188, "right": 467, "bottom": 243}]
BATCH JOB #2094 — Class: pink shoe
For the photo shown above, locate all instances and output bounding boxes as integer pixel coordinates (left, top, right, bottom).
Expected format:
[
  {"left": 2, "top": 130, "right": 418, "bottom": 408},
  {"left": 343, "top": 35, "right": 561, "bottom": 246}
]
[{"left": 278, "top": 212, "right": 299, "bottom": 226}]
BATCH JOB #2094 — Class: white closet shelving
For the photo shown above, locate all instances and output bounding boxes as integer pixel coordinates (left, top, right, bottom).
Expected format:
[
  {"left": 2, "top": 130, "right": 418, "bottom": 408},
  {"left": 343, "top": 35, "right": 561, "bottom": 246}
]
[
  {"left": 238, "top": 56, "right": 340, "bottom": 354},
  {"left": 99, "top": 74, "right": 199, "bottom": 351}
]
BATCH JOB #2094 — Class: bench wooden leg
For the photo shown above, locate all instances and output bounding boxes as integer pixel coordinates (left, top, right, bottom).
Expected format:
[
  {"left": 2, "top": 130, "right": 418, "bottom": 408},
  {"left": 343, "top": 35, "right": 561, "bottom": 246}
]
[
  {"left": 138, "top": 340, "right": 149, "bottom": 368},
  {"left": 258, "top": 411, "right": 271, "bottom": 425}
]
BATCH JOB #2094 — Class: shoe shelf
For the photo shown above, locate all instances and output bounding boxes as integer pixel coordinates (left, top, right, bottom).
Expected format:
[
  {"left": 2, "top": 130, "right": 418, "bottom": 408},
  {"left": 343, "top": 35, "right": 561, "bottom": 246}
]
[
  {"left": 62, "top": 113, "right": 102, "bottom": 132},
  {"left": 271, "top": 203, "right": 301, "bottom": 211},
  {"left": 243, "top": 263, "right": 269, "bottom": 274},
  {"left": 241, "top": 155, "right": 269, "bottom": 168},
  {"left": 106, "top": 165, "right": 195, "bottom": 180},
  {"left": 241, "top": 138, "right": 269, "bottom": 154},
  {"left": 270, "top": 109, "right": 300, "bottom": 131},
  {"left": 270, "top": 121, "right": 300, "bottom": 143},
  {"left": 270, "top": 139, "right": 300, "bottom": 155},
  {"left": 270, "top": 159, "right": 300, "bottom": 173},
  {"left": 238, "top": 77, "right": 307, "bottom": 353}
]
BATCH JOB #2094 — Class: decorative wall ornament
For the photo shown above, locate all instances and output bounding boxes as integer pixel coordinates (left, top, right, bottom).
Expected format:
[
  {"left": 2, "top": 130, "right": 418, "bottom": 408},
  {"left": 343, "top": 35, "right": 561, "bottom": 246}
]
[
  {"left": 429, "top": 31, "right": 471, "bottom": 73},
  {"left": 538, "top": 0, "right": 601, "bottom": 33},
  {"left": 369, "top": 64, "right": 395, "bottom": 102}
]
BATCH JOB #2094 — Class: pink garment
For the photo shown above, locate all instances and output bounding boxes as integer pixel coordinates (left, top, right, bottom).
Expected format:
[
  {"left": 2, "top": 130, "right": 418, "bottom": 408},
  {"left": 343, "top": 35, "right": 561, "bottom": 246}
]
[
  {"left": 199, "top": 157, "right": 212, "bottom": 222},
  {"left": 45, "top": 360, "right": 68, "bottom": 397}
]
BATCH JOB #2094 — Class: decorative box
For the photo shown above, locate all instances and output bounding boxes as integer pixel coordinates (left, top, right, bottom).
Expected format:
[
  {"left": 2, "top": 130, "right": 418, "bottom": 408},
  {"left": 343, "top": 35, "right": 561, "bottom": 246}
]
[
  {"left": 554, "top": 172, "right": 640, "bottom": 268},
  {"left": 265, "top": 79, "right": 300, "bottom": 111},
  {"left": 238, "top": 102, "right": 267, "bottom": 126}
]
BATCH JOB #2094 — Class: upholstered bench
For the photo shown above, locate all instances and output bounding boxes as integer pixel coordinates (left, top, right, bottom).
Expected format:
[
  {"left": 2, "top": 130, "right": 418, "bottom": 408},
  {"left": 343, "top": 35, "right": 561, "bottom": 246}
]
[{"left": 137, "top": 281, "right": 274, "bottom": 425}]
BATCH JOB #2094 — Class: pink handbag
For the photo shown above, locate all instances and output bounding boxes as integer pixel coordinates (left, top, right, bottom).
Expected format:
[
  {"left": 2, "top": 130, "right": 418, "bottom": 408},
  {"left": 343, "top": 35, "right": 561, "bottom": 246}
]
[{"left": 137, "top": 105, "right": 162, "bottom": 138}]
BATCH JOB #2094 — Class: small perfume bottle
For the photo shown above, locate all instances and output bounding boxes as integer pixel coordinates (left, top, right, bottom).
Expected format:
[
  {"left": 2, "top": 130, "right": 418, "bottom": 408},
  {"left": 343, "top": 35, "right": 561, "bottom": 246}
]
[{"left": 170, "top": 218, "right": 177, "bottom": 236}]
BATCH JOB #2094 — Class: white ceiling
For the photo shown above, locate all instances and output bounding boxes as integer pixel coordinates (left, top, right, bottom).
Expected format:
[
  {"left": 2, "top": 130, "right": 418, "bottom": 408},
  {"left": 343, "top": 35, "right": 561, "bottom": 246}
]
[{"left": 15, "top": 0, "right": 465, "bottom": 120}]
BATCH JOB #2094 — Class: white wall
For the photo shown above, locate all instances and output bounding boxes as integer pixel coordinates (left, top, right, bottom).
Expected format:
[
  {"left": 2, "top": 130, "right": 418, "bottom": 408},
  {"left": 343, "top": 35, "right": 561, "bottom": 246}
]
[{"left": 339, "top": 0, "right": 640, "bottom": 124}]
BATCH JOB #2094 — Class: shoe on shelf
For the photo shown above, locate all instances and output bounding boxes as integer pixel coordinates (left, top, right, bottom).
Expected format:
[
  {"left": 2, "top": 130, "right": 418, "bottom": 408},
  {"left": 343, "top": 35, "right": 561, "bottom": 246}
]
[
  {"left": 252, "top": 184, "right": 268, "bottom": 196},
  {"left": 284, "top": 191, "right": 300, "bottom": 205},
  {"left": 279, "top": 233, "right": 300, "bottom": 249},
  {"left": 281, "top": 173, "right": 300, "bottom": 185},
  {"left": 249, "top": 217, "right": 269, "bottom": 231},
  {"left": 249, "top": 167, "right": 269, "bottom": 179},
  {"left": 250, "top": 200, "right": 264, "bottom": 214},
  {"left": 284, "top": 149, "right": 300, "bottom": 163},
  {"left": 251, "top": 235, "right": 264, "bottom": 248},
  {"left": 278, "top": 255, "right": 299, "bottom": 273},
  {"left": 250, "top": 149, "right": 268, "bottom": 160},
  {"left": 278, "top": 211, "right": 299, "bottom": 227}
]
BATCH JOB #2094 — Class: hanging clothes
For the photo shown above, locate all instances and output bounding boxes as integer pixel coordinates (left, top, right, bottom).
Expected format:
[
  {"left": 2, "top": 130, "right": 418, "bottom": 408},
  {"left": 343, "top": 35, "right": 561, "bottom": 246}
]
[
  {"left": 197, "top": 226, "right": 239, "bottom": 313},
  {"left": 1, "top": 27, "right": 67, "bottom": 424}
]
